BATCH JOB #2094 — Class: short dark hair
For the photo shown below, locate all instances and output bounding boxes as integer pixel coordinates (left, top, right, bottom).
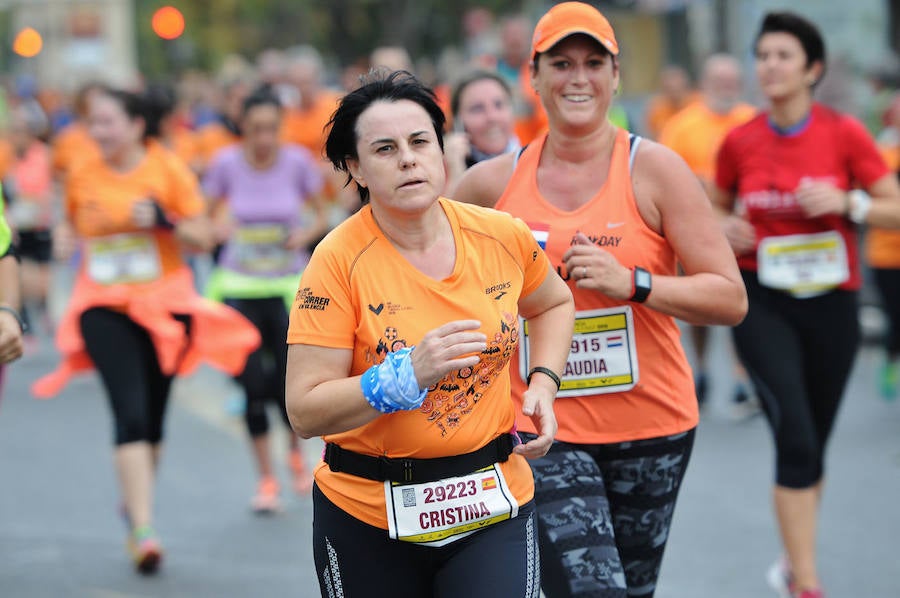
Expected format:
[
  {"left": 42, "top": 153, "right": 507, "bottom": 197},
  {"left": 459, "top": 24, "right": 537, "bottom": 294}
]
[
  {"left": 451, "top": 70, "right": 512, "bottom": 118},
  {"left": 325, "top": 69, "right": 446, "bottom": 204},
  {"left": 756, "top": 12, "right": 826, "bottom": 77},
  {"left": 98, "top": 85, "right": 173, "bottom": 142},
  {"left": 241, "top": 84, "right": 283, "bottom": 119}
]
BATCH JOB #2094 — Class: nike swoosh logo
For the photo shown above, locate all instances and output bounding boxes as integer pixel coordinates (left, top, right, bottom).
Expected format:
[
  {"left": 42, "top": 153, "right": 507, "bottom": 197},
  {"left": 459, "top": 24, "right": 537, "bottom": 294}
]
[
  {"left": 368, "top": 303, "right": 384, "bottom": 315},
  {"left": 607, "top": 222, "right": 625, "bottom": 228}
]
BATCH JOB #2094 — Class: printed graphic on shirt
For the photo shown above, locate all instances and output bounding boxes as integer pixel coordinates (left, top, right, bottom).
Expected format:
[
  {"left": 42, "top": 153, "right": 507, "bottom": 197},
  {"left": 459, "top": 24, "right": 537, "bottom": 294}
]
[
  {"left": 295, "top": 287, "right": 331, "bottom": 312},
  {"left": 366, "top": 311, "right": 520, "bottom": 438}
]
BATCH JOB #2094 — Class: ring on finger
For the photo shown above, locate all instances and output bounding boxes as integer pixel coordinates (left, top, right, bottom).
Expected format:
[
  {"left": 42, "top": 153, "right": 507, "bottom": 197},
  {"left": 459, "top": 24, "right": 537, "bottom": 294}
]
[{"left": 582, "top": 266, "right": 588, "bottom": 278}]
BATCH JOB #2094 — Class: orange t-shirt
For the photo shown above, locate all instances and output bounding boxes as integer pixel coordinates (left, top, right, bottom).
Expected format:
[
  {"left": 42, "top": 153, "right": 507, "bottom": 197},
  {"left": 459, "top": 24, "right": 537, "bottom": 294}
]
[
  {"left": 166, "top": 129, "right": 200, "bottom": 172},
  {"left": 195, "top": 122, "right": 240, "bottom": 169},
  {"left": 66, "top": 141, "right": 205, "bottom": 279},
  {"left": 644, "top": 92, "right": 701, "bottom": 140},
  {"left": 496, "top": 130, "right": 698, "bottom": 444},
  {"left": 6, "top": 141, "right": 53, "bottom": 230},
  {"left": 287, "top": 198, "right": 550, "bottom": 529},
  {"left": 0, "top": 138, "right": 13, "bottom": 179},
  {"left": 281, "top": 90, "right": 342, "bottom": 158},
  {"left": 865, "top": 144, "right": 900, "bottom": 268},
  {"left": 658, "top": 101, "right": 756, "bottom": 185},
  {"left": 52, "top": 122, "right": 102, "bottom": 177}
]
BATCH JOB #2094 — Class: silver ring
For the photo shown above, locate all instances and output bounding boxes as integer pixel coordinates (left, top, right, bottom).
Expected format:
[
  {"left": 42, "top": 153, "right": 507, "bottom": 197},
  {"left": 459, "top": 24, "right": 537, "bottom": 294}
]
[{"left": 582, "top": 266, "right": 587, "bottom": 278}]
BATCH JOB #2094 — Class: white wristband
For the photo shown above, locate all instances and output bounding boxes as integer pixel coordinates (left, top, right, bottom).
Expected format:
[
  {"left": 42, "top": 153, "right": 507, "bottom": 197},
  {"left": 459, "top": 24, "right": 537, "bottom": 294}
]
[{"left": 848, "top": 190, "right": 872, "bottom": 225}]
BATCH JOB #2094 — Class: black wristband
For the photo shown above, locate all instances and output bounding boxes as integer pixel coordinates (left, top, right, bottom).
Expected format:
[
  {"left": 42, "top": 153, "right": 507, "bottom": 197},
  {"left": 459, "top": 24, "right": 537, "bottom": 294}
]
[
  {"left": 151, "top": 201, "right": 175, "bottom": 230},
  {"left": 0, "top": 305, "right": 27, "bottom": 333},
  {"left": 526, "top": 366, "right": 561, "bottom": 390}
]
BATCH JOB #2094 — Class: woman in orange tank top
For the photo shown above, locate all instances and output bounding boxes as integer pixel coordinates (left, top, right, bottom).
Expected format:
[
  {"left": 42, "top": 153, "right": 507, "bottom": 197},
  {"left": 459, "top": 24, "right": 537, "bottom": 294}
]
[{"left": 454, "top": 3, "right": 747, "bottom": 597}]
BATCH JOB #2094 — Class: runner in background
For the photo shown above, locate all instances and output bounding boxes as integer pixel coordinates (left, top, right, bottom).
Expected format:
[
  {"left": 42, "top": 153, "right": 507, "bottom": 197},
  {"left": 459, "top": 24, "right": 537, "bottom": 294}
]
[
  {"left": 865, "top": 93, "right": 900, "bottom": 400},
  {"left": 0, "top": 183, "right": 26, "bottom": 391},
  {"left": 287, "top": 69, "right": 574, "bottom": 598},
  {"left": 204, "top": 85, "right": 328, "bottom": 511},
  {"left": 32, "top": 86, "right": 260, "bottom": 574},
  {"left": 2, "top": 104, "right": 54, "bottom": 342},
  {"left": 643, "top": 64, "right": 697, "bottom": 140},
  {"left": 658, "top": 54, "right": 758, "bottom": 416},
  {"left": 454, "top": 4, "right": 747, "bottom": 596},
  {"left": 444, "top": 70, "right": 520, "bottom": 195},
  {"left": 51, "top": 82, "right": 103, "bottom": 180},
  {"left": 713, "top": 13, "right": 900, "bottom": 598}
]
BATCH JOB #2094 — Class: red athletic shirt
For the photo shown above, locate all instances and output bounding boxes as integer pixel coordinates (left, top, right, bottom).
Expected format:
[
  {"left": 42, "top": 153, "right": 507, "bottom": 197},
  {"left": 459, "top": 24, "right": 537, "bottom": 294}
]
[{"left": 716, "top": 103, "right": 889, "bottom": 290}]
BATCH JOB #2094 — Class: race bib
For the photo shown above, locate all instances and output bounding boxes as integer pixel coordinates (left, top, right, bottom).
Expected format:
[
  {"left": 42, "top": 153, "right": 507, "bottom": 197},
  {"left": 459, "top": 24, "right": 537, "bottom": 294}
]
[
  {"left": 232, "top": 224, "right": 294, "bottom": 274},
  {"left": 757, "top": 231, "right": 849, "bottom": 297},
  {"left": 87, "top": 233, "right": 161, "bottom": 285},
  {"left": 385, "top": 465, "right": 517, "bottom": 547},
  {"left": 7, "top": 200, "right": 42, "bottom": 230},
  {"left": 520, "top": 306, "right": 639, "bottom": 397}
]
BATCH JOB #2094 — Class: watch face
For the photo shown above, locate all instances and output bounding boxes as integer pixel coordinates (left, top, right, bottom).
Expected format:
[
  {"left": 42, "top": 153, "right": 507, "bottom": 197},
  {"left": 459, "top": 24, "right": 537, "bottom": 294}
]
[{"left": 636, "top": 269, "right": 651, "bottom": 288}]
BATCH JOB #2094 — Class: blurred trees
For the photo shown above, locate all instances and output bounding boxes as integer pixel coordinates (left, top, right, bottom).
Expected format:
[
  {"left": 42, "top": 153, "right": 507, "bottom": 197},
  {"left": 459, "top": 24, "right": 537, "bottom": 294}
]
[{"left": 136, "top": 0, "right": 532, "bottom": 77}]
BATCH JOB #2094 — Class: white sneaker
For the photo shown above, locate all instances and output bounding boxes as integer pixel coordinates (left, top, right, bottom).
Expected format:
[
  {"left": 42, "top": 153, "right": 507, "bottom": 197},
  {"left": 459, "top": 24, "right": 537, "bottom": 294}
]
[{"left": 766, "top": 558, "right": 793, "bottom": 598}]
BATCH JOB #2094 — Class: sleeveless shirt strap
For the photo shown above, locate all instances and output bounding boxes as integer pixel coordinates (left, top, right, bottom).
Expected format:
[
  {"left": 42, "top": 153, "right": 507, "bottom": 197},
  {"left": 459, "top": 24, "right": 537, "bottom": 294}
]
[
  {"left": 628, "top": 133, "right": 642, "bottom": 173},
  {"left": 512, "top": 144, "right": 529, "bottom": 171}
]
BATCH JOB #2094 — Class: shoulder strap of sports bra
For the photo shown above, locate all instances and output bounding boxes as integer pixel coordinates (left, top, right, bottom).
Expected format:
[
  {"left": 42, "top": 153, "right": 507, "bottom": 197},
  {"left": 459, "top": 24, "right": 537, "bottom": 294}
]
[{"left": 628, "top": 133, "right": 642, "bottom": 173}]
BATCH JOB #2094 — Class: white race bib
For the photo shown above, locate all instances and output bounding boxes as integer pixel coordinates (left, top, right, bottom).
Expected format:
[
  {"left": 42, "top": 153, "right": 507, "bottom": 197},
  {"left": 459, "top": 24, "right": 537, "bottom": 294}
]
[
  {"left": 87, "top": 233, "right": 161, "bottom": 285},
  {"left": 520, "top": 306, "right": 639, "bottom": 397},
  {"left": 7, "top": 200, "right": 42, "bottom": 229},
  {"left": 385, "top": 465, "right": 517, "bottom": 547},
  {"left": 232, "top": 224, "right": 294, "bottom": 274},
  {"left": 757, "top": 231, "right": 849, "bottom": 297}
]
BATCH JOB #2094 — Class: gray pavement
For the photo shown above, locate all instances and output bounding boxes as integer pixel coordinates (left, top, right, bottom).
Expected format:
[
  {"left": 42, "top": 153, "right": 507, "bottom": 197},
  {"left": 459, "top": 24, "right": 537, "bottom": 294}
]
[{"left": 1, "top": 326, "right": 899, "bottom": 597}]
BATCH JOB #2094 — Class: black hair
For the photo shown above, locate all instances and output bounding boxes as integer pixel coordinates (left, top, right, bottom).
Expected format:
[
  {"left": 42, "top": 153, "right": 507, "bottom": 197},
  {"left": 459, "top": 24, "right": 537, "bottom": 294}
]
[
  {"left": 755, "top": 12, "right": 826, "bottom": 85},
  {"left": 324, "top": 69, "right": 446, "bottom": 204},
  {"left": 451, "top": 70, "right": 512, "bottom": 118},
  {"left": 241, "top": 84, "right": 283, "bottom": 119},
  {"left": 98, "top": 85, "right": 173, "bottom": 141}
]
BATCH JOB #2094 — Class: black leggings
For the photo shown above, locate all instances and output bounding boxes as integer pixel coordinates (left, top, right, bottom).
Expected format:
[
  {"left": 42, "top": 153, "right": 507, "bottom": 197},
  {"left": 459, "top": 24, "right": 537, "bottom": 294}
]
[
  {"left": 224, "top": 297, "right": 290, "bottom": 437},
  {"left": 312, "top": 485, "right": 540, "bottom": 598},
  {"left": 873, "top": 268, "right": 900, "bottom": 358},
  {"left": 732, "top": 272, "right": 859, "bottom": 488},
  {"left": 526, "top": 429, "right": 695, "bottom": 598},
  {"left": 80, "top": 307, "right": 192, "bottom": 446}
]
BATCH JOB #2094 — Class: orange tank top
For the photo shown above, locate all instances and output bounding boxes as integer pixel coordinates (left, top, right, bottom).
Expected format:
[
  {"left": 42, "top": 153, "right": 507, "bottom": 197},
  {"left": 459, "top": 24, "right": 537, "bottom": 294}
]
[{"left": 495, "top": 130, "right": 698, "bottom": 443}]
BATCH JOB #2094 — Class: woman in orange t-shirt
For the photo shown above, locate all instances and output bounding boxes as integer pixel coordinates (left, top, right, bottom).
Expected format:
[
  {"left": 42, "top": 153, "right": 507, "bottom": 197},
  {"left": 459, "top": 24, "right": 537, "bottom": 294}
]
[
  {"left": 454, "top": 3, "right": 746, "bottom": 597},
  {"left": 286, "top": 70, "right": 574, "bottom": 597},
  {"left": 34, "top": 86, "right": 260, "bottom": 575}
]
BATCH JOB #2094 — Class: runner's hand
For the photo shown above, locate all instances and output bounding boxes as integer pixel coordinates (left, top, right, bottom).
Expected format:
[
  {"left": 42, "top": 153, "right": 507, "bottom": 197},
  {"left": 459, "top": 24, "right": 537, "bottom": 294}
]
[
  {"left": 722, "top": 215, "right": 756, "bottom": 255},
  {"left": 0, "top": 312, "right": 24, "bottom": 364},
  {"left": 796, "top": 179, "right": 847, "bottom": 218},
  {"left": 284, "top": 228, "right": 318, "bottom": 251},
  {"left": 563, "top": 232, "right": 631, "bottom": 299},
  {"left": 410, "top": 320, "right": 486, "bottom": 389},
  {"left": 132, "top": 199, "right": 158, "bottom": 229},
  {"left": 514, "top": 384, "right": 557, "bottom": 459}
]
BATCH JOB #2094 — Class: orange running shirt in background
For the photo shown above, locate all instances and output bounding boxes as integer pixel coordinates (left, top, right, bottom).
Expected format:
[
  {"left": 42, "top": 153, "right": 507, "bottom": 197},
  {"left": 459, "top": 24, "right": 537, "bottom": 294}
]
[
  {"left": 52, "top": 122, "right": 101, "bottom": 178},
  {"left": 644, "top": 92, "right": 700, "bottom": 140},
  {"left": 496, "top": 130, "right": 698, "bottom": 444},
  {"left": 287, "top": 198, "right": 550, "bottom": 529},
  {"left": 0, "top": 138, "right": 13, "bottom": 178},
  {"left": 281, "top": 90, "right": 342, "bottom": 157},
  {"left": 866, "top": 145, "right": 900, "bottom": 269},
  {"left": 66, "top": 141, "right": 205, "bottom": 276},
  {"left": 658, "top": 102, "right": 756, "bottom": 185},
  {"left": 194, "top": 122, "right": 240, "bottom": 169}
]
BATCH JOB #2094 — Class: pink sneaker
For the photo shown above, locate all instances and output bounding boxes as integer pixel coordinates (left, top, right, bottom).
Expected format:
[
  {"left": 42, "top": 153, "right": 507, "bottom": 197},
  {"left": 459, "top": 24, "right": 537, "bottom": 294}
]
[{"left": 794, "top": 590, "right": 824, "bottom": 598}]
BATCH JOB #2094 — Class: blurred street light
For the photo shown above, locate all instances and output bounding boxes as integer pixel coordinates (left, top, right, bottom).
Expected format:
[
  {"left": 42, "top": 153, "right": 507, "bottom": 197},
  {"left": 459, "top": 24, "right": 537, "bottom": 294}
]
[
  {"left": 12, "top": 26, "right": 43, "bottom": 58},
  {"left": 152, "top": 6, "right": 185, "bottom": 40}
]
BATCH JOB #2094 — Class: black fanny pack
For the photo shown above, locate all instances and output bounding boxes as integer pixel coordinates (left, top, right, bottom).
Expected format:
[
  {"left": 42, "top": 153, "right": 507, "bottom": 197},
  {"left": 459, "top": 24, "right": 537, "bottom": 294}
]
[{"left": 323, "top": 434, "right": 516, "bottom": 484}]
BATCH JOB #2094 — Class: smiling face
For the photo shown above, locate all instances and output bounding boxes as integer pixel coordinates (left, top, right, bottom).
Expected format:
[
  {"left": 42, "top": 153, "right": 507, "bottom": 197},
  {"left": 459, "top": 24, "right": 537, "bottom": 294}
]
[
  {"left": 456, "top": 78, "right": 515, "bottom": 156},
  {"left": 531, "top": 33, "right": 619, "bottom": 132},
  {"left": 346, "top": 99, "right": 446, "bottom": 215},
  {"left": 755, "top": 32, "right": 821, "bottom": 103}
]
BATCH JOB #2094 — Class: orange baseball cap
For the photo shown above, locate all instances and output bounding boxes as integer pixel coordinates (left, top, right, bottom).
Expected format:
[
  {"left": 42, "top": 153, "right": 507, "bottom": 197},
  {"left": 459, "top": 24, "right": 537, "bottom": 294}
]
[{"left": 531, "top": 2, "right": 619, "bottom": 60}]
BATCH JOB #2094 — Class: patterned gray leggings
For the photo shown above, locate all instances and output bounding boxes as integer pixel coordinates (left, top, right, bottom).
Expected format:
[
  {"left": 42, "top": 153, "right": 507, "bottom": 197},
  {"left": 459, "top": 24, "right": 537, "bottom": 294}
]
[{"left": 523, "top": 429, "right": 695, "bottom": 598}]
